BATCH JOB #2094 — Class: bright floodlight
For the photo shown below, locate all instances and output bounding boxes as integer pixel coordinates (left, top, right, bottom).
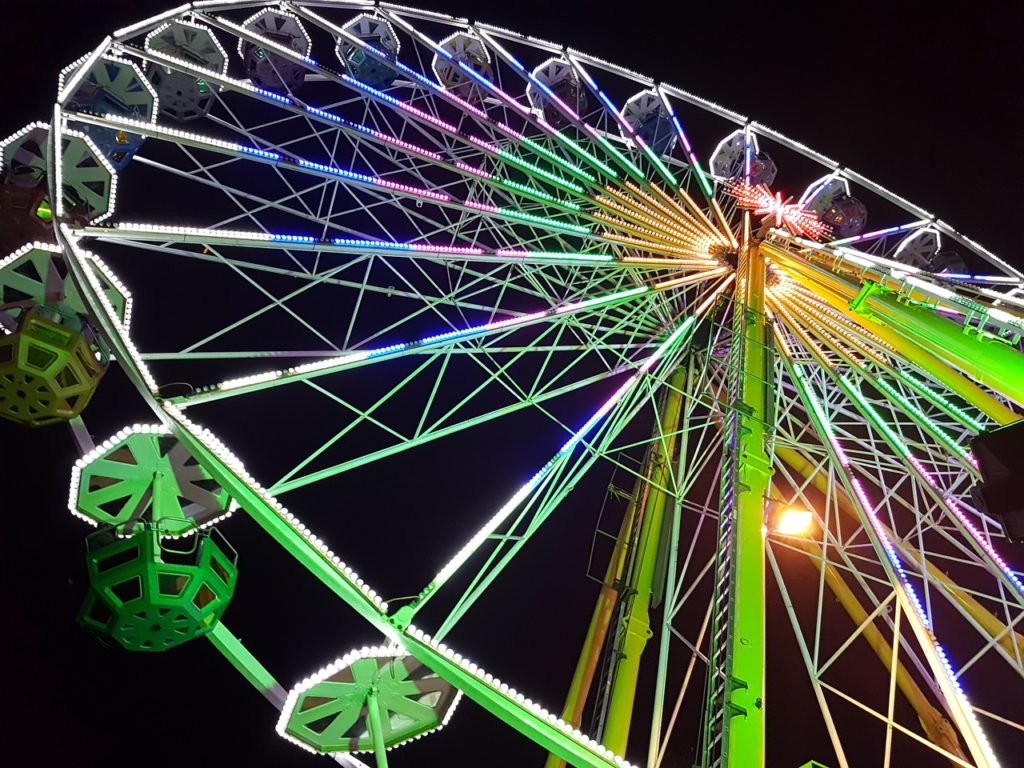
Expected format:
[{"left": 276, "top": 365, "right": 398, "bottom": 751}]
[{"left": 776, "top": 507, "right": 814, "bottom": 535}]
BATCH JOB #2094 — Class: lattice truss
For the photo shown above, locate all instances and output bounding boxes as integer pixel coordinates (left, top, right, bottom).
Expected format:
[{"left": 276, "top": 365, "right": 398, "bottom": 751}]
[{"left": 3, "top": 2, "right": 1022, "bottom": 767}]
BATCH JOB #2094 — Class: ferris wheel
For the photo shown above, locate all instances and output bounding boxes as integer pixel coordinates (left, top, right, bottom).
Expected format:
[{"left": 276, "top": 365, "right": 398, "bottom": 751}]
[{"left": 2, "top": 3, "right": 1024, "bottom": 767}]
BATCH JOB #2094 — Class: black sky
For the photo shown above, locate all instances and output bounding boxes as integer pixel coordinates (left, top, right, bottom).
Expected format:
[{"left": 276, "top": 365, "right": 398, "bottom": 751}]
[{"left": 2, "top": 1, "right": 1022, "bottom": 767}]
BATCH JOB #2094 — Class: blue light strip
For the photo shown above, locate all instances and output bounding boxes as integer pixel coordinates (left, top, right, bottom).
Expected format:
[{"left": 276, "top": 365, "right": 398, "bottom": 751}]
[
  {"left": 269, "top": 234, "right": 317, "bottom": 244},
  {"left": 255, "top": 87, "right": 292, "bottom": 105},
  {"left": 297, "top": 158, "right": 378, "bottom": 184},
  {"left": 239, "top": 146, "right": 282, "bottom": 160}
]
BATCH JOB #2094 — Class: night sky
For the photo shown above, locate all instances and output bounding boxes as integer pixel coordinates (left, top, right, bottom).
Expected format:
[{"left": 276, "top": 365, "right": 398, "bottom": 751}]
[{"left": 2, "top": 1, "right": 1022, "bottom": 767}]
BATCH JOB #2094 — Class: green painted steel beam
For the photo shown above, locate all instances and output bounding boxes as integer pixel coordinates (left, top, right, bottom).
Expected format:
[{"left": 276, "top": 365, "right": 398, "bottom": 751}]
[
  {"left": 726, "top": 246, "right": 771, "bottom": 768},
  {"left": 763, "top": 244, "right": 1018, "bottom": 425},
  {"left": 207, "top": 622, "right": 286, "bottom": 705},
  {"left": 162, "top": 411, "right": 393, "bottom": 635},
  {"left": 851, "top": 283, "right": 1024, "bottom": 408}
]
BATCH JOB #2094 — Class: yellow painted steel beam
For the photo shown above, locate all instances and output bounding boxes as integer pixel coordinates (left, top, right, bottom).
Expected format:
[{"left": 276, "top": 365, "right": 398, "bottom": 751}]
[{"left": 601, "top": 368, "right": 687, "bottom": 755}]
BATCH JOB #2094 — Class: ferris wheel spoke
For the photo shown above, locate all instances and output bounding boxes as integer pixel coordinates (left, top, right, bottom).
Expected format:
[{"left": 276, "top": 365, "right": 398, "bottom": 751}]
[
  {"left": 773, "top": 334, "right": 1006, "bottom": 766},
  {"left": 152, "top": 265, "right": 720, "bottom": 407},
  {"left": 431, "top": 349, "right": 689, "bottom": 636},
  {"left": 775, "top": 289, "right": 982, "bottom": 479},
  {"left": 435, "top": 321, "right": 727, "bottom": 641},
  {"left": 564, "top": 56, "right": 679, "bottom": 189},
  {"left": 773, "top": 298, "right": 1024, "bottom": 607},
  {"left": 373, "top": 11, "right": 624, "bottom": 185},
  {"left": 269, "top": 363, "right": 627, "bottom": 497},
  {"left": 766, "top": 241, "right": 1023, "bottom": 425},
  {"left": 774, "top": 348, "right": 1024, "bottom": 757},
  {"left": 116, "top": 19, "right": 630, "bottom": 252},
  {"left": 84, "top": 221, "right": 700, "bottom": 270},
  {"left": 403, "top": 277, "right": 730, "bottom": 626},
  {"left": 63, "top": 110, "right": 620, "bottom": 244}
]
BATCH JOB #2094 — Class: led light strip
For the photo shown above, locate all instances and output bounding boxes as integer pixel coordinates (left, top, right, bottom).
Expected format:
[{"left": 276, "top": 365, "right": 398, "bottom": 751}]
[
  {"left": 785, "top": 293, "right": 889, "bottom": 367},
  {"left": 212, "top": 12, "right": 317, "bottom": 67},
  {"left": 403, "top": 623, "right": 636, "bottom": 767},
  {"left": 185, "top": 276, "right": 716, "bottom": 404},
  {"left": 782, "top": 292, "right": 981, "bottom": 472},
  {"left": 65, "top": 113, "right": 607, "bottom": 239},
  {"left": 896, "top": 371, "right": 986, "bottom": 432},
  {"left": 598, "top": 223, "right": 720, "bottom": 261},
  {"left": 601, "top": 231, "right": 722, "bottom": 261},
  {"left": 828, "top": 220, "right": 928, "bottom": 247},
  {"left": 655, "top": 86, "right": 713, "bottom": 197},
  {"left": 327, "top": 12, "right": 613, "bottom": 187},
  {"left": 62, "top": 230, "right": 156, "bottom": 390},
  {"left": 341, "top": 74, "right": 460, "bottom": 134},
  {"left": 622, "top": 181, "right": 722, "bottom": 243},
  {"left": 467, "top": 135, "right": 586, "bottom": 195},
  {"left": 62, "top": 111, "right": 281, "bottom": 158},
  {"left": 90, "top": 224, "right": 667, "bottom": 267},
  {"left": 472, "top": 28, "right": 620, "bottom": 180},
  {"left": 778, "top": 295, "right": 868, "bottom": 367},
  {"left": 871, "top": 377, "right": 975, "bottom": 464},
  {"left": 463, "top": 201, "right": 590, "bottom": 234},
  {"left": 595, "top": 190, "right": 712, "bottom": 249},
  {"left": 570, "top": 58, "right": 678, "bottom": 187}
]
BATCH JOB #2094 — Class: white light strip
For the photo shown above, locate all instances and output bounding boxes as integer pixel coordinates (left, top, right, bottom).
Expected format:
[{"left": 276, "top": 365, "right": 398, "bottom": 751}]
[{"left": 113, "top": 4, "right": 190, "bottom": 39}]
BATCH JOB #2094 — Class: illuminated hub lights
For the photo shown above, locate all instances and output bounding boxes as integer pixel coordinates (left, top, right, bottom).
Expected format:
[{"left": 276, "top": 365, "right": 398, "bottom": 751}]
[{"left": 729, "top": 182, "right": 830, "bottom": 240}]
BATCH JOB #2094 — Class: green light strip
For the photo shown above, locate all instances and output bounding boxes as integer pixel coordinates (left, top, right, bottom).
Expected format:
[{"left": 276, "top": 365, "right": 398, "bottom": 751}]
[
  {"left": 640, "top": 144, "right": 679, "bottom": 187},
  {"left": 501, "top": 208, "right": 590, "bottom": 235},
  {"left": 528, "top": 251, "right": 614, "bottom": 262},
  {"left": 897, "top": 371, "right": 986, "bottom": 432},
  {"left": 791, "top": 365, "right": 839, "bottom": 444},
  {"left": 873, "top": 377, "right": 972, "bottom": 460},
  {"left": 497, "top": 178, "right": 581, "bottom": 210},
  {"left": 841, "top": 376, "right": 912, "bottom": 456},
  {"left": 519, "top": 135, "right": 597, "bottom": 183},
  {"left": 693, "top": 163, "right": 714, "bottom": 199},
  {"left": 569, "top": 285, "right": 649, "bottom": 307},
  {"left": 496, "top": 147, "right": 587, "bottom": 194},
  {"left": 594, "top": 134, "right": 644, "bottom": 180},
  {"left": 551, "top": 131, "right": 618, "bottom": 179}
]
